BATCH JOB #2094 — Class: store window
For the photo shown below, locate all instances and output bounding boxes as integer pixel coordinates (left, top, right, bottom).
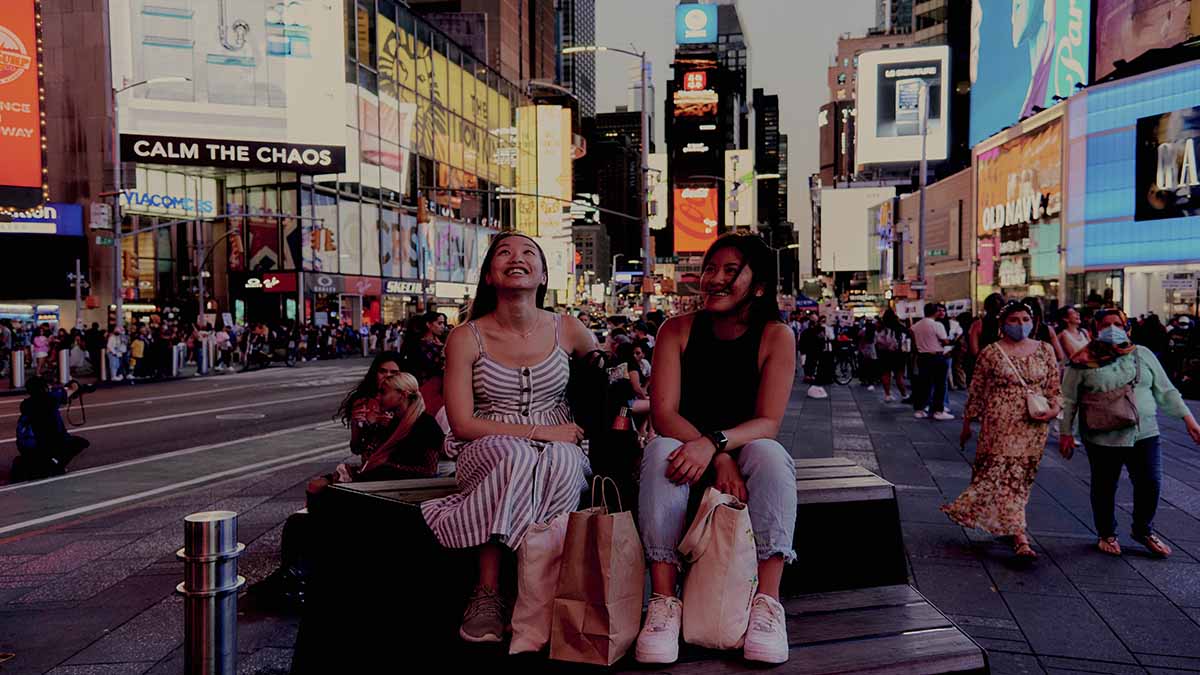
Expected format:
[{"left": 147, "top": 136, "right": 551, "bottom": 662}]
[
  {"left": 356, "top": 1, "right": 375, "bottom": 67},
  {"left": 1067, "top": 270, "right": 1124, "bottom": 308}
]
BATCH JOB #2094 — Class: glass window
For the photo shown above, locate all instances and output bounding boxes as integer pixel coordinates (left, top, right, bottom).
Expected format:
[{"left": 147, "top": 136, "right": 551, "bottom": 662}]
[
  {"left": 415, "top": 24, "right": 432, "bottom": 99},
  {"left": 397, "top": 9, "right": 415, "bottom": 91},
  {"left": 281, "top": 190, "right": 300, "bottom": 270},
  {"left": 377, "top": 8, "right": 398, "bottom": 97},
  {"left": 356, "top": 2, "right": 375, "bottom": 67},
  {"left": 448, "top": 46, "right": 463, "bottom": 117},
  {"left": 339, "top": 198, "right": 361, "bottom": 275},
  {"left": 432, "top": 43, "right": 448, "bottom": 111},
  {"left": 837, "top": 73, "right": 846, "bottom": 85},
  {"left": 361, "top": 202, "right": 381, "bottom": 276},
  {"left": 450, "top": 114, "right": 464, "bottom": 169}
]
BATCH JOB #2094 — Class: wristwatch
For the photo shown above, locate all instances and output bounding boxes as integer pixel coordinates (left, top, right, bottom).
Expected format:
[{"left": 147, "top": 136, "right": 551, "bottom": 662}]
[{"left": 707, "top": 430, "right": 729, "bottom": 454}]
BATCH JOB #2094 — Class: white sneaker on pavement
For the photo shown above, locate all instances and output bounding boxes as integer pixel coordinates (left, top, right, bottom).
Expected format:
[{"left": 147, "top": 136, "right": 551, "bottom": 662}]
[
  {"left": 884, "top": 394, "right": 894, "bottom": 402},
  {"left": 933, "top": 411, "right": 956, "bottom": 421},
  {"left": 743, "top": 594, "right": 789, "bottom": 664},
  {"left": 807, "top": 386, "right": 828, "bottom": 399},
  {"left": 914, "top": 410, "right": 928, "bottom": 419},
  {"left": 636, "top": 594, "right": 682, "bottom": 664},
  {"left": 867, "top": 385, "right": 876, "bottom": 392}
]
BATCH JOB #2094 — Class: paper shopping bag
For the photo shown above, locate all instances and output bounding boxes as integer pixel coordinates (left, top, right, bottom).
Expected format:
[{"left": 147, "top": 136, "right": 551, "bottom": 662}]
[
  {"left": 549, "top": 477, "right": 646, "bottom": 666},
  {"left": 510, "top": 511, "right": 570, "bottom": 654}
]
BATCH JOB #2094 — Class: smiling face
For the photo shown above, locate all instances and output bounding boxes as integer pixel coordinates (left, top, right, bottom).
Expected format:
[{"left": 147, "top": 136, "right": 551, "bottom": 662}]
[
  {"left": 700, "top": 246, "right": 758, "bottom": 314},
  {"left": 1065, "top": 308, "right": 1081, "bottom": 326},
  {"left": 485, "top": 235, "right": 547, "bottom": 292}
]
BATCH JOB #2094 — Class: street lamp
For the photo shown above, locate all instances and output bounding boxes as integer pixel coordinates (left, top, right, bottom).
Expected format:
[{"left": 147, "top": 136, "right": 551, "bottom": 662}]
[
  {"left": 685, "top": 172, "right": 781, "bottom": 232},
  {"left": 609, "top": 254, "right": 641, "bottom": 313},
  {"left": 111, "top": 76, "right": 192, "bottom": 329},
  {"left": 564, "top": 44, "right": 652, "bottom": 318},
  {"left": 774, "top": 243, "right": 801, "bottom": 298}
]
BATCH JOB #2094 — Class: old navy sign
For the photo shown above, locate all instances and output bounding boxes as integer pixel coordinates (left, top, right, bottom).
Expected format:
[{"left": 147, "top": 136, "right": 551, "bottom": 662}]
[{"left": 121, "top": 134, "right": 346, "bottom": 173}]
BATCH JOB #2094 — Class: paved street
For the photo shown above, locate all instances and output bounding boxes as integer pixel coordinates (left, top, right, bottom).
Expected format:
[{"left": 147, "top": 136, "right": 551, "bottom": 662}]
[{"left": 0, "top": 364, "right": 1198, "bottom": 673}]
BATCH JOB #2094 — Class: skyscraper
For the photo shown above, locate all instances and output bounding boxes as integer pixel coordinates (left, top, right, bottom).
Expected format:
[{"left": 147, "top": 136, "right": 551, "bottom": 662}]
[
  {"left": 407, "top": 0, "right": 558, "bottom": 84},
  {"left": 557, "top": 0, "right": 596, "bottom": 118}
]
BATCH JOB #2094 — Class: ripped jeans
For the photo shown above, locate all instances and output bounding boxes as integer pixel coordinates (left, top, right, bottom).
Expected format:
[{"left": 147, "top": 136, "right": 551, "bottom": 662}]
[{"left": 638, "top": 436, "right": 798, "bottom": 567}]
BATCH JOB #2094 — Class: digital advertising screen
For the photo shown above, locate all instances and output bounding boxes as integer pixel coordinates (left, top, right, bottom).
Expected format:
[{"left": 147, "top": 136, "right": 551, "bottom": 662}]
[
  {"left": 675, "top": 4, "right": 718, "bottom": 45},
  {"left": 109, "top": 0, "right": 347, "bottom": 173},
  {"left": 1135, "top": 105, "right": 1200, "bottom": 222},
  {"left": 0, "top": 1, "right": 45, "bottom": 208},
  {"left": 673, "top": 186, "right": 719, "bottom": 254},
  {"left": 855, "top": 46, "right": 949, "bottom": 164},
  {"left": 969, "top": 0, "right": 1090, "bottom": 147},
  {"left": 1095, "top": 0, "right": 1193, "bottom": 80}
]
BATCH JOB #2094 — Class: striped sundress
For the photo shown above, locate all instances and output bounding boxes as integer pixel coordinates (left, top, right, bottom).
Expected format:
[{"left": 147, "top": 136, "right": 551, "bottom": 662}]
[{"left": 421, "top": 314, "right": 590, "bottom": 551}]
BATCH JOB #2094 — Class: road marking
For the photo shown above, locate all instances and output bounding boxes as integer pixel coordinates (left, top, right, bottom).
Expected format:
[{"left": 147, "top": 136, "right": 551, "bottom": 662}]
[
  {"left": 0, "top": 368, "right": 367, "bottom": 420},
  {"left": 0, "top": 391, "right": 342, "bottom": 444},
  {"left": 0, "top": 443, "right": 347, "bottom": 536},
  {"left": 215, "top": 413, "right": 267, "bottom": 420},
  {"left": 0, "top": 421, "right": 335, "bottom": 492}
]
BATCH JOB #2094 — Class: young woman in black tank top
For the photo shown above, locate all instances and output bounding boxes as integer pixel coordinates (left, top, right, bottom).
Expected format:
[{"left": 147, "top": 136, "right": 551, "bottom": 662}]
[{"left": 633, "top": 234, "right": 798, "bottom": 666}]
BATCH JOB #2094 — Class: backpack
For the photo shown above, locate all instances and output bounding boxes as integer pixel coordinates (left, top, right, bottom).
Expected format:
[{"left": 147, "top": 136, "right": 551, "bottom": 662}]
[{"left": 15, "top": 414, "right": 37, "bottom": 453}]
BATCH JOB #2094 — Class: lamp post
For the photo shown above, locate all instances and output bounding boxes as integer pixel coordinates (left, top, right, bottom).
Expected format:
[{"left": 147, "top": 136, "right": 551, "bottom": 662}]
[
  {"left": 111, "top": 76, "right": 191, "bottom": 329},
  {"left": 609, "top": 254, "right": 641, "bottom": 313},
  {"left": 916, "top": 80, "right": 929, "bottom": 300},
  {"left": 564, "top": 45, "right": 651, "bottom": 317},
  {"left": 774, "top": 244, "right": 801, "bottom": 298}
]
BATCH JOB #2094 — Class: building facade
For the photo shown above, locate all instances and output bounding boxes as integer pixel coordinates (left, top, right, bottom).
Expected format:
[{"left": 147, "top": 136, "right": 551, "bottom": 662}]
[{"left": 557, "top": 0, "right": 596, "bottom": 118}]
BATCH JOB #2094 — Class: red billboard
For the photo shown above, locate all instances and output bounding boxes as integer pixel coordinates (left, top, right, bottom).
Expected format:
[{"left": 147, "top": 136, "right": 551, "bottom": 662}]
[
  {"left": 0, "top": 1, "right": 44, "bottom": 208},
  {"left": 673, "top": 186, "right": 718, "bottom": 253}
]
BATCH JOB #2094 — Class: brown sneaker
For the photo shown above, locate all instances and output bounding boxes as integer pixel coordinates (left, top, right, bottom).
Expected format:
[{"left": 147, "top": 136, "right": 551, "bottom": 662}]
[{"left": 459, "top": 586, "right": 507, "bottom": 643}]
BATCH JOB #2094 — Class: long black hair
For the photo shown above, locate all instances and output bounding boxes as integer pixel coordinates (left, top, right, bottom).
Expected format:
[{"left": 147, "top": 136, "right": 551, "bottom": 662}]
[
  {"left": 468, "top": 232, "right": 548, "bottom": 321},
  {"left": 335, "top": 351, "right": 402, "bottom": 427},
  {"left": 700, "top": 233, "right": 781, "bottom": 328}
]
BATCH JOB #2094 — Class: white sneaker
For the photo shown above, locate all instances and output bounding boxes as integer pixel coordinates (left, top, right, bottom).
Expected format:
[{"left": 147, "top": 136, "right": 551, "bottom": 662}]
[
  {"left": 884, "top": 394, "right": 894, "bottom": 403},
  {"left": 867, "top": 385, "right": 876, "bottom": 392},
  {"left": 914, "top": 410, "right": 928, "bottom": 419},
  {"left": 635, "top": 594, "right": 682, "bottom": 664},
  {"left": 743, "top": 594, "right": 789, "bottom": 664},
  {"left": 933, "top": 412, "right": 956, "bottom": 421},
  {"left": 807, "top": 386, "right": 828, "bottom": 399},
  {"left": 112, "top": 374, "right": 123, "bottom": 381}
]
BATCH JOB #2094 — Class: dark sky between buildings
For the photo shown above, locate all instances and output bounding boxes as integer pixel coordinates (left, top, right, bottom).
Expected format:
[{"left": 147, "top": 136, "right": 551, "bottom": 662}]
[{"left": 595, "top": 0, "right": 876, "bottom": 230}]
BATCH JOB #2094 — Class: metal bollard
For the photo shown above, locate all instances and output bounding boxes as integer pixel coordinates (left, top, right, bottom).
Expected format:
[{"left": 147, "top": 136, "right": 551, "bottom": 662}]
[
  {"left": 171, "top": 344, "right": 181, "bottom": 378},
  {"left": 10, "top": 351, "right": 24, "bottom": 389},
  {"left": 100, "top": 347, "right": 108, "bottom": 382},
  {"left": 207, "top": 337, "right": 217, "bottom": 372},
  {"left": 58, "top": 349, "right": 70, "bottom": 385},
  {"left": 198, "top": 339, "right": 210, "bottom": 376},
  {"left": 362, "top": 336, "right": 369, "bottom": 357},
  {"left": 177, "top": 511, "right": 245, "bottom": 675}
]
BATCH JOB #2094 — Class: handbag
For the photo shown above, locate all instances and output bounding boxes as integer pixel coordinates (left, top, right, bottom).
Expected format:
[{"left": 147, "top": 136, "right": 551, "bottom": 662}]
[
  {"left": 1079, "top": 350, "right": 1141, "bottom": 432},
  {"left": 997, "top": 344, "right": 1052, "bottom": 420},
  {"left": 678, "top": 488, "right": 758, "bottom": 650}
]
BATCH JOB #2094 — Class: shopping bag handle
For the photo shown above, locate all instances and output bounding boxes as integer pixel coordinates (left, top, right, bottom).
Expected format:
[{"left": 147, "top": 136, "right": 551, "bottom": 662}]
[
  {"left": 678, "top": 488, "right": 738, "bottom": 561},
  {"left": 589, "top": 475, "right": 623, "bottom": 512}
]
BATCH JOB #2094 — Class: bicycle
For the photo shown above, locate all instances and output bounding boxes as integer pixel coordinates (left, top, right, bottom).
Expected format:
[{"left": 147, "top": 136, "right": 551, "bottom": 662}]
[{"left": 832, "top": 342, "right": 858, "bottom": 386}]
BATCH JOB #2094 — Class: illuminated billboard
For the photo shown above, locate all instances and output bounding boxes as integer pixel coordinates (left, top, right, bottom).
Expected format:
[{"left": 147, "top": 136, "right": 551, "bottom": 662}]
[
  {"left": 1135, "top": 105, "right": 1200, "bottom": 222},
  {"left": 673, "top": 87, "right": 718, "bottom": 119},
  {"left": 856, "top": 46, "right": 949, "bottom": 165},
  {"left": 109, "top": 0, "right": 347, "bottom": 172},
  {"left": 1095, "top": 0, "right": 1195, "bottom": 80},
  {"left": 0, "top": 1, "right": 46, "bottom": 208},
  {"left": 675, "top": 4, "right": 717, "bottom": 44},
  {"left": 969, "top": 0, "right": 1090, "bottom": 146},
  {"left": 673, "top": 186, "right": 719, "bottom": 253}
]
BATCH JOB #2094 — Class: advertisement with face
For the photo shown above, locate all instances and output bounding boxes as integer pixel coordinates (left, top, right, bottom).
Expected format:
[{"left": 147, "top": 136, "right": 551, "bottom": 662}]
[
  {"left": 1095, "top": 0, "right": 1193, "bottom": 80},
  {"left": 856, "top": 47, "right": 949, "bottom": 164},
  {"left": 969, "top": 0, "right": 1090, "bottom": 146},
  {"left": 673, "top": 186, "right": 719, "bottom": 254},
  {"left": 0, "top": 1, "right": 44, "bottom": 208},
  {"left": 1136, "top": 105, "right": 1200, "bottom": 221},
  {"left": 109, "top": 0, "right": 347, "bottom": 172}
]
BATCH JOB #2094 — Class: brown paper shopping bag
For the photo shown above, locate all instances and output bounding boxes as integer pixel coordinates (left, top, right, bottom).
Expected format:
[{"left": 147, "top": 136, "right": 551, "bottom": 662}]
[{"left": 549, "top": 477, "right": 647, "bottom": 666}]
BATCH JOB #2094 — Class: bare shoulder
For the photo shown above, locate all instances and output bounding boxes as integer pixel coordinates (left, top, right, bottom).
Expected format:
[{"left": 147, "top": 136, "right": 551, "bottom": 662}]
[
  {"left": 445, "top": 322, "right": 479, "bottom": 359},
  {"left": 557, "top": 312, "right": 597, "bottom": 354},
  {"left": 659, "top": 313, "right": 695, "bottom": 339},
  {"left": 762, "top": 322, "right": 796, "bottom": 348}
]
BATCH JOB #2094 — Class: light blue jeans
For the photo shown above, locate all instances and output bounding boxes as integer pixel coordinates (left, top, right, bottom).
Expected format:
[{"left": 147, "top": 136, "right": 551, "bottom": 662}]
[{"left": 639, "top": 437, "right": 798, "bottom": 567}]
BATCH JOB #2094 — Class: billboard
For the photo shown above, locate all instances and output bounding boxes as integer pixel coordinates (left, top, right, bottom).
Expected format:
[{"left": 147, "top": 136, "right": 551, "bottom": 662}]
[
  {"left": 819, "top": 187, "right": 895, "bottom": 271},
  {"left": 109, "top": 0, "right": 347, "bottom": 173},
  {"left": 673, "top": 87, "right": 718, "bottom": 119},
  {"left": 536, "top": 105, "right": 572, "bottom": 238},
  {"left": 676, "top": 4, "right": 718, "bottom": 44},
  {"left": 976, "top": 117, "right": 1062, "bottom": 235},
  {"left": 0, "top": 1, "right": 45, "bottom": 208},
  {"left": 648, "top": 153, "right": 668, "bottom": 231},
  {"left": 969, "top": 0, "right": 1090, "bottom": 146},
  {"left": 724, "top": 150, "right": 755, "bottom": 229},
  {"left": 674, "top": 186, "right": 719, "bottom": 253},
  {"left": 1095, "top": 0, "right": 1195, "bottom": 80},
  {"left": 856, "top": 46, "right": 949, "bottom": 165},
  {"left": 1136, "top": 105, "right": 1200, "bottom": 221}
]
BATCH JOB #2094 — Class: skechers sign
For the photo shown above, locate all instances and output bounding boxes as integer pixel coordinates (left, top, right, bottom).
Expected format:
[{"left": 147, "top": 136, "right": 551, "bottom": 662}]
[
  {"left": 121, "top": 134, "right": 346, "bottom": 173},
  {"left": 675, "top": 4, "right": 717, "bottom": 44},
  {"left": 1136, "top": 105, "right": 1200, "bottom": 221},
  {"left": 121, "top": 190, "right": 216, "bottom": 215}
]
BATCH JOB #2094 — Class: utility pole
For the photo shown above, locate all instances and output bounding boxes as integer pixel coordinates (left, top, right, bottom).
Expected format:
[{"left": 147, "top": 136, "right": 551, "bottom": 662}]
[
  {"left": 916, "top": 80, "right": 929, "bottom": 300},
  {"left": 639, "top": 51, "right": 652, "bottom": 318}
]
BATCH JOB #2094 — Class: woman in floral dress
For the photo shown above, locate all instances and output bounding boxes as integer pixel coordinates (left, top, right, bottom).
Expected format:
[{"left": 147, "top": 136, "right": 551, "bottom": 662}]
[{"left": 944, "top": 300, "right": 1062, "bottom": 560}]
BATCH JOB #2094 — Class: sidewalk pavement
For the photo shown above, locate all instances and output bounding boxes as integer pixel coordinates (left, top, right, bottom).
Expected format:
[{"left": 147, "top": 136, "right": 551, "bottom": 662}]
[{"left": 2, "top": 378, "right": 1199, "bottom": 673}]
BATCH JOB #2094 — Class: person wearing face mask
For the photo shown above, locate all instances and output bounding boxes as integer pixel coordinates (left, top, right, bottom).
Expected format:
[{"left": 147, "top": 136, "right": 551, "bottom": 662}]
[
  {"left": 943, "top": 301, "right": 1062, "bottom": 560},
  {"left": 1060, "top": 309, "right": 1200, "bottom": 558},
  {"left": 635, "top": 234, "right": 797, "bottom": 665}
]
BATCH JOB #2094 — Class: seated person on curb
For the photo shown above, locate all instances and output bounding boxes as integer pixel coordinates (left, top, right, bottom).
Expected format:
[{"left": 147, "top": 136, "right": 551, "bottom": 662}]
[
  {"left": 13, "top": 376, "right": 90, "bottom": 480},
  {"left": 635, "top": 233, "right": 798, "bottom": 666},
  {"left": 421, "top": 233, "right": 596, "bottom": 644}
]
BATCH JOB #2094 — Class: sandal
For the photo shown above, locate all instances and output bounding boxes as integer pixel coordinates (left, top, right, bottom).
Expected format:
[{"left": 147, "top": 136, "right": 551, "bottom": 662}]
[
  {"left": 1134, "top": 533, "right": 1172, "bottom": 558},
  {"left": 1013, "top": 535, "right": 1038, "bottom": 560},
  {"left": 1097, "top": 536, "right": 1122, "bottom": 556}
]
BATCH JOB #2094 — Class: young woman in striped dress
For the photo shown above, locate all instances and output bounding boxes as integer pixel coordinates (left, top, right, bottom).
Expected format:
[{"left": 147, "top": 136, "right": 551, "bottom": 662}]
[{"left": 421, "top": 233, "right": 596, "bottom": 644}]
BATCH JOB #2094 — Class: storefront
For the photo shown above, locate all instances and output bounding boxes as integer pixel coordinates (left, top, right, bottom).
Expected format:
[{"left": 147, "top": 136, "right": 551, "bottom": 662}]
[
  {"left": 1065, "top": 60, "right": 1200, "bottom": 318},
  {"left": 975, "top": 112, "right": 1063, "bottom": 306},
  {"left": 381, "top": 279, "right": 424, "bottom": 323},
  {"left": 231, "top": 271, "right": 299, "bottom": 326},
  {"left": 0, "top": 203, "right": 88, "bottom": 327}
]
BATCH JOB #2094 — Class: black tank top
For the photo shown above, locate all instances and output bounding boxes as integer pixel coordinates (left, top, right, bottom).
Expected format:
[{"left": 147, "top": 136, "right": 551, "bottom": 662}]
[{"left": 679, "top": 311, "right": 764, "bottom": 434}]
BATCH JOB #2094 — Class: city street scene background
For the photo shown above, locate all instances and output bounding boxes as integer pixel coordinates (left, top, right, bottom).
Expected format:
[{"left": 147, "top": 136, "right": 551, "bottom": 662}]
[{"left": 1, "top": 0, "right": 1200, "bottom": 673}]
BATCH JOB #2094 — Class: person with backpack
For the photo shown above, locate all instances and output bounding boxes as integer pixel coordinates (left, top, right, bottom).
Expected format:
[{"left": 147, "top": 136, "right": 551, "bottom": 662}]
[
  {"left": 876, "top": 310, "right": 909, "bottom": 403},
  {"left": 13, "top": 377, "right": 89, "bottom": 481}
]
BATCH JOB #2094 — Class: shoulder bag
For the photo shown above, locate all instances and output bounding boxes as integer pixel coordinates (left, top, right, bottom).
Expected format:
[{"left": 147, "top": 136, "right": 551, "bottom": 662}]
[
  {"left": 1079, "top": 350, "right": 1141, "bottom": 432},
  {"left": 997, "top": 344, "right": 1052, "bottom": 420}
]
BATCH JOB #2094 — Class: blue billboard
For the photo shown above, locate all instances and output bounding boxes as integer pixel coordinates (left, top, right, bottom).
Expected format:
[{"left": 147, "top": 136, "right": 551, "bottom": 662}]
[
  {"left": 675, "top": 4, "right": 717, "bottom": 44},
  {"left": 0, "top": 203, "right": 84, "bottom": 236},
  {"left": 969, "top": 0, "right": 1090, "bottom": 147}
]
